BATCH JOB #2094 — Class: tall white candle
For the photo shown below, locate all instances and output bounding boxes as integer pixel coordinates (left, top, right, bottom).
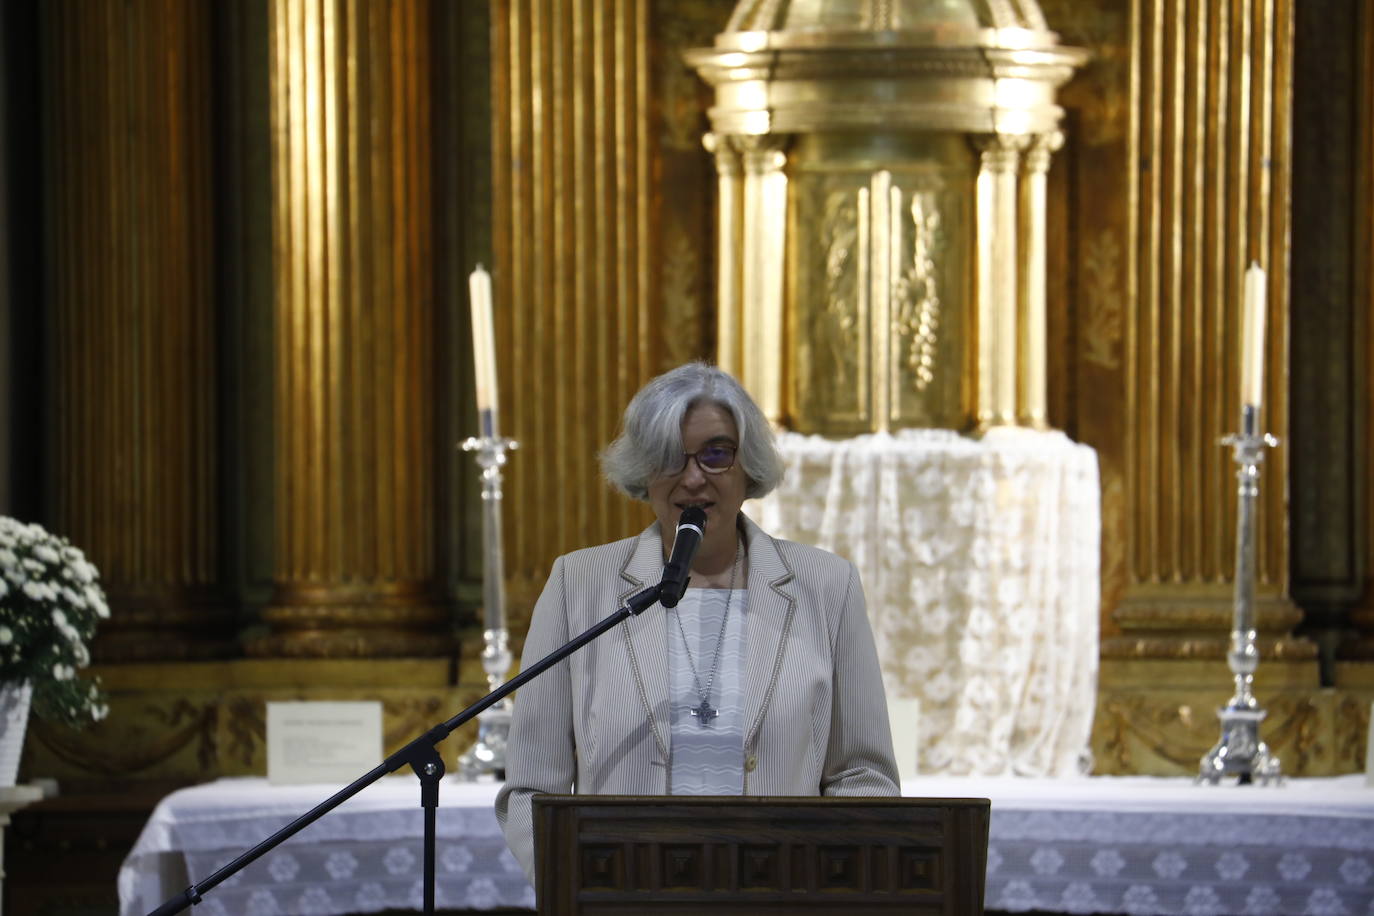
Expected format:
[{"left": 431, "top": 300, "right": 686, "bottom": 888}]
[
  {"left": 468, "top": 265, "right": 498, "bottom": 413},
  {"left": 1241, "top": 262, "right": 1266, "bottom": 408}
]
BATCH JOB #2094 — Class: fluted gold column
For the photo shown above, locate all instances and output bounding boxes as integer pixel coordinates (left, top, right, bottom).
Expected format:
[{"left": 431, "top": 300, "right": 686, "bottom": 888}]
[
  {"left": 1018, "top": 132, "right": 1062, "bottom": 429},
  {"left": 974, "top": 135, "right": 1024, "bottom": 430},
  {"left": 249, "top": 0, "right": 446, "bottom": 657},
  {"left": 43, "top": 0, "right": 229, "bottom": 661},
  {"left": 1105, "top": 0, "right": 1307, "bottom": 659},
  {"left": 706, "top": 133, "right": 746, "bottom": 379},
  {"left": 866, "top": 171, "right": 896, "bottom": 432},
  {"left": 739, "top": 139, "right": 790, "bottom": 425},
  {"left": 493, "top": 0, "right": 664, "bottom": 636}
]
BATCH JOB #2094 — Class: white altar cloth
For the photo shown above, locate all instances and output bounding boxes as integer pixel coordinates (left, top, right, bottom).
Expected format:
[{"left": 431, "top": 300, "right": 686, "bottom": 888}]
[
  {"left": 117, "top": 776, "right": 535, "bottom": 916},
  {"left": 119, "top": 774, "right": 1374, "bottom": 916},
  {"left": 750, "top": 427, "right": 1101, "bottom": 778}
]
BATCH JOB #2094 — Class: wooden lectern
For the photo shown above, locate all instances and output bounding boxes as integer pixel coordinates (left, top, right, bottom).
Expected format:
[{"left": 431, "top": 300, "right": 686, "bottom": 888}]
[{"left": 533, "top": 795, "right": 989, "bottom": 914}]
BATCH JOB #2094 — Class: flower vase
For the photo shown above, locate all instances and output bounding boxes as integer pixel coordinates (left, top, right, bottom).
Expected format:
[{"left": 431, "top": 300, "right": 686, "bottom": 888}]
[{"left": 0, "top": 681, "right": 33, "bottom": 787}]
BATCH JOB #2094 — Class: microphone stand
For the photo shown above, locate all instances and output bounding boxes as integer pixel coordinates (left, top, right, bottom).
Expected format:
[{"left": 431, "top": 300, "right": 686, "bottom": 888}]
[{"left": 146, "top": 581, "right": 669, "bottom": 916}]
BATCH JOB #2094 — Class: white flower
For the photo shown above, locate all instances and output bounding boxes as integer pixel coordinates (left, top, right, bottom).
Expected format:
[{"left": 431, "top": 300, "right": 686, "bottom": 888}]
[
  {"left": 1090, "top": 849, "right": 1125, "bottom": 877},
  {"left": 0, "top": 516, "right": 108, "bottom": 726},
  {"left": 1338, "top": 856, "right": 1372, "bottom": 885},
  {"left": 1279, "top": 852, "right": 1312, "bottom": 882},
  {"left": 383, "top": 847, "right": 415, "bottom": 876},
  {"left": 1030, "top": 847, "right": 1065, "bottom": 876},
  {"left": 1245, "top": 886, "right": 1282, "bottom": 915},
  {"left": 463, "top": 878, "right": 499, "bottom": 910},
  {"left": 267, "top": 853, "right": 300, "bottom": 882},
  {"left": 1153, "top": 851, "right": 1188, "bottom": 879},
  {"left": 1122, "top": 885, "right": 1160, "bottom": 916},
  {"left": 1215, "top": 850, "right": 1249, "bottom": 881},
  {"left": 324, "top": 851, "right": 358, "bottom": 879},
  {"left": 1060, "top": 883, "right": 1099, "bottom": 915},
  {"left": 1182, "top": 885, "right": 1224, "bottom": 915}
]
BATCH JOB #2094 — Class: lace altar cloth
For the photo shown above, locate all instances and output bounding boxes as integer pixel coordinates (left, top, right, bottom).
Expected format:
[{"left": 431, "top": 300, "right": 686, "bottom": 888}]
[
  {"left": 911, "top": 774, "right": 1374, "bottom": 915},
  {"left": 749, "top": 427, "right": 1101, "bottom": 777},
  {"left": 119, "top": 775, "right": 1374, "bottom": 916},
  {"left": 117, "top": 776, "right": 535, "bottom": 916}
]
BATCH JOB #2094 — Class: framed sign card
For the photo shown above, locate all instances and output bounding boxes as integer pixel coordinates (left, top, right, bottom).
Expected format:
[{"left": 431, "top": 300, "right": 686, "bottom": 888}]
[{"left": 267, "top": 701, "right": 384, "bottom": 786}]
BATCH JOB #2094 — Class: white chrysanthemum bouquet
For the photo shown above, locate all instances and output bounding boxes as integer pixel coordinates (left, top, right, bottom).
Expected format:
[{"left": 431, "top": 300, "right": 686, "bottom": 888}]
[{"left": 0, "top": 516, "right": 109, "bottom": 727}]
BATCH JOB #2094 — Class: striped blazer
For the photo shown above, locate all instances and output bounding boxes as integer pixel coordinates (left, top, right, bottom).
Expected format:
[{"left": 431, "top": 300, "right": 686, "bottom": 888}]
[{"left": 494, "top": 513, "right": 900, "bottom": 882}]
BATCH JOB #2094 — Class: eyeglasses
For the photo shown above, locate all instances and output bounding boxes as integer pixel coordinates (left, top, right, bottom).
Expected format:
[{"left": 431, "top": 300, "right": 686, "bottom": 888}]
[{"left": 663, "top": 444, "right": 737, "bottom": 476}]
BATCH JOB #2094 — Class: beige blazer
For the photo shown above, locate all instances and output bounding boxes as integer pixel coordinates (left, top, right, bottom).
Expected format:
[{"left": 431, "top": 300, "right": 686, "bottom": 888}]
[{"left": 494, "top": 514, "right": 900, "bottom": 882}]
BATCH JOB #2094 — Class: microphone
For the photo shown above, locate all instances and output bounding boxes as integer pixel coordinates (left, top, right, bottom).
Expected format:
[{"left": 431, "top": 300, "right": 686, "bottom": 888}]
[{"left": 658, "top": 507, "right": 706, "bottom": 608}]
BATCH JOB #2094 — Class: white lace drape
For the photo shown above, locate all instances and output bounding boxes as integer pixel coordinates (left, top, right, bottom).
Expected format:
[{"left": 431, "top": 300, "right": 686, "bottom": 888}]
[{"left": 749, "top": 427, "right": 1100, "bottom": 777}]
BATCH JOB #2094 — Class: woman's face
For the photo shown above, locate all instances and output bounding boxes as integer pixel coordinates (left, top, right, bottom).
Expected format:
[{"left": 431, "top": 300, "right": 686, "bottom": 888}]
[{"left": 647, "top": 402, "right": 747, "bottom": 560}]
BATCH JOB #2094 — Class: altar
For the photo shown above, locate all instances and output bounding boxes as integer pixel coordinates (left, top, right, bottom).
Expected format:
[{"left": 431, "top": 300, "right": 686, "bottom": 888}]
[{"left": 119, "top": 774, "right": 1374, "bottom": 916}]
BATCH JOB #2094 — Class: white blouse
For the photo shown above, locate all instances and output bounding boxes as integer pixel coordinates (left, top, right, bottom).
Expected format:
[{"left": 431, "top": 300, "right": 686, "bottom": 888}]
[{"left": 667, "top": 587, "right": 749, "bottom": 795}]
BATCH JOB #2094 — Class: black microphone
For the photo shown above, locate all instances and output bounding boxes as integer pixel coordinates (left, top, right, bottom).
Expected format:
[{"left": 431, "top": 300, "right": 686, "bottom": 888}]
[{"left": 658, "top": 506, "right": 706, "bottom": 608}]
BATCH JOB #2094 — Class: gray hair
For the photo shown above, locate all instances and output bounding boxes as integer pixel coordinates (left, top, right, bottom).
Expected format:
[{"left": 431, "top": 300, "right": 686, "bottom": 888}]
[{"left": 601, "top": 362, "right": 785, "bottom": 501}]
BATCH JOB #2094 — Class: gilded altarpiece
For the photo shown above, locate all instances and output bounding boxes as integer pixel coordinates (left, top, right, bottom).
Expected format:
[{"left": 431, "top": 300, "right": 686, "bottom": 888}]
[
  {"left": 23, "top": 1, "right": 733, "bottom": 794},
  {"left": 1039, "top": 0, "right": 1370, "bottom": 774},
  {"left": 17, "top": 0, "right": 1374, "bottom": 809}
]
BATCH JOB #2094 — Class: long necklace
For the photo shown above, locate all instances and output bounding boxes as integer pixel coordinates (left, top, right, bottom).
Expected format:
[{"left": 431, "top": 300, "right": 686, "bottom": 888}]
[{"left": 674, "top": 538, "right": 741, "bottom": 727}]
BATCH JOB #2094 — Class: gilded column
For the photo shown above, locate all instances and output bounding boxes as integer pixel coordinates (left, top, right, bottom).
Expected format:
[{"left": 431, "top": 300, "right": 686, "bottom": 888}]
[
  {"left": 866, "top": 171, "right": 896, "bottom": 432},
  {"left": 249, "top": 0, "right": 446, "bottom": 657},
  {"left": 739, "top": 139, "right": 790, "bottom": 425},
  {"left": 43, "top": 0, "right": 229, "bottom": 661},
  {"left": 494, "top": 0, "right": 674, "bottom": 637},
  {"left": 973, "top": 135, "right": 1024, "bottom": 430},
  {"left": 1018, "top": 131, "right": 1062, "bottom": 429},
  {"left": 1105, "top": 0, "right": 1306, "bottom": 660},
  {"left": 706, "top": 133, "right": 745, "bottom": 379}
]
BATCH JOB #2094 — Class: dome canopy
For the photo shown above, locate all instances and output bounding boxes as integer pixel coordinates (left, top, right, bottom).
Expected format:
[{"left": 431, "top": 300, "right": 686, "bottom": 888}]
[{"left": 718, "top": 0, "right": 1064, "bottom": 50}]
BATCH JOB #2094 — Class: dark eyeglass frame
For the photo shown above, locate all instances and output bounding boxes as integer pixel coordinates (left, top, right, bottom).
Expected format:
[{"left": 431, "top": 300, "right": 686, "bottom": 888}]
[{"left": 664, "top": 443, "right": 738, "bottom": 476}]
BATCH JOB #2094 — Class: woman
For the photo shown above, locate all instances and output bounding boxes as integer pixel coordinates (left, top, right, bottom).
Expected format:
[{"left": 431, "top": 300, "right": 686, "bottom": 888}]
[{"left": 495, "top": 362, "right": 899, "bottom": 882}]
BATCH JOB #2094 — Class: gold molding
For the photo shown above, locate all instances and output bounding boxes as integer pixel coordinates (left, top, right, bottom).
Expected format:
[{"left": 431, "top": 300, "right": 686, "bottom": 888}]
[{"left": 1090, "top": 658, "right": 1369, "bottom": 777}]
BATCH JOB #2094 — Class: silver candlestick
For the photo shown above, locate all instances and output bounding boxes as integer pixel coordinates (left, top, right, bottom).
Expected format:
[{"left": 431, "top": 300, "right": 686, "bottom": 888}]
[
  {"left": 1199, "top": 404, "right": 1282, "bottom": 785},
  {"left": 458, "top": 407, "right": 518, "bottom": 781}
]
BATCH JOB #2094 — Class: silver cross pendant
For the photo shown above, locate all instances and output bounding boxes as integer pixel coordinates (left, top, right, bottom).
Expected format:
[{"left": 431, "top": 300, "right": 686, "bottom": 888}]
[{"left": 690, "top": 700, "right": 718, "bottom": 727}]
